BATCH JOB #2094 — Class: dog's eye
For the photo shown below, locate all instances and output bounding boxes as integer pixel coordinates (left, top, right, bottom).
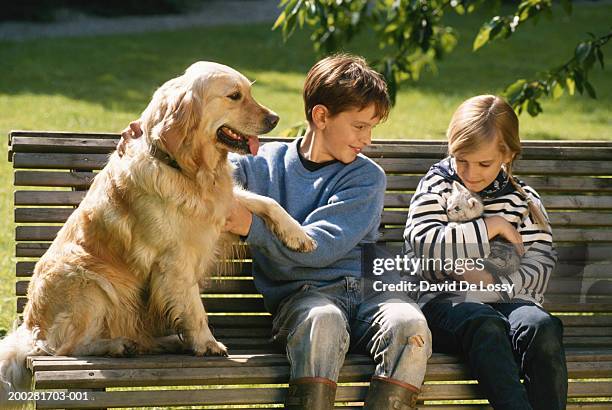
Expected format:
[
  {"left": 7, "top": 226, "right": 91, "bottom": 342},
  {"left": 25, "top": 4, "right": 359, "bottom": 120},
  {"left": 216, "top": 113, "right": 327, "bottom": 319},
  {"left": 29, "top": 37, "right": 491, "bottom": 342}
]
[{"left": 227, "top": 92, "right": 242, "bottom": 101}]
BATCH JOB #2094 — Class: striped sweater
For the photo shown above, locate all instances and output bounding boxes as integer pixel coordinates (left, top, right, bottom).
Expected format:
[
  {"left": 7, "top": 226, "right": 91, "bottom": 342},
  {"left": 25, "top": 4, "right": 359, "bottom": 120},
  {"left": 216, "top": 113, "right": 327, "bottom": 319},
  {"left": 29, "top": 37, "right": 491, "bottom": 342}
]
[{"left": 403, "top": 158, "right": 557, "bottom": 306}]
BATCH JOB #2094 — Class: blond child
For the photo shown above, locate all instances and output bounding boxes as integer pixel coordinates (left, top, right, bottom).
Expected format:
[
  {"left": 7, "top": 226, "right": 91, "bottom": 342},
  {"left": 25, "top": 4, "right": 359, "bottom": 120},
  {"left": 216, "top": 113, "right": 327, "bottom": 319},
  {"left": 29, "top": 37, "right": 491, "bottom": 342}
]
[{"left": 403, "top": 95, "right": 567, "bottom": 409}]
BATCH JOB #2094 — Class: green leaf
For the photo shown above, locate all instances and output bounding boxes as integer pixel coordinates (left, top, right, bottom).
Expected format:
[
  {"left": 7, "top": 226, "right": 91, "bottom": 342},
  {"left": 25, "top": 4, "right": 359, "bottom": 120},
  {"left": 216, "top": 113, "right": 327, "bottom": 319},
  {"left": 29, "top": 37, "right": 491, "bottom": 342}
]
[
  {"left": 504, "top": 79, "right": 527, "bottom": 104},
  {"left": 596, "top": 47, "right": 605, "bottom": 69},
  {"left": 574, "top": 70, "right": 584, "bottom": 94},
  {"left": 565, "top": 77, "right": 575, "bottom": 96},
  {"left": 489, "top": 19, "right": 506, "bottom": 41},
  {"left": 272, "top": 11, "right": 287, "bottom": 31},
  {"left": 520, "top": 98, "right": 530, "bottom": 115},
  {"left": 527, "top": 99, "right": 542, "bottom": 117},
  {"left": 518, "top": 3, "right": 532, "bottom": 21},
  {"left": 384, "top": 23, "right": 399, "bottom": 33},
  {"left": 279, "top": 121, "right": 308, "bottom": 138},
  {"left": 551, "top": 81, "right": 564, "bottom": 99},
  {"left": 575, "top": 42, "right": 592, "bottom": 64},
  {"left": 584, "top": 81, "right": 597, "bottom": 99},
  {"left": 473, "top": 25, "right": 491, "bottom": 51}
]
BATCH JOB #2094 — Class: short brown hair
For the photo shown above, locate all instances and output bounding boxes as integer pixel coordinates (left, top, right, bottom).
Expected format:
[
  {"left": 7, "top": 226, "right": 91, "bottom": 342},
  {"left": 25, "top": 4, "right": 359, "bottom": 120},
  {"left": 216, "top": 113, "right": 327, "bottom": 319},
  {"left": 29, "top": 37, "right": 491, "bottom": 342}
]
[{"left": 303, "top": 54, "right": 391, "bottom": 123}]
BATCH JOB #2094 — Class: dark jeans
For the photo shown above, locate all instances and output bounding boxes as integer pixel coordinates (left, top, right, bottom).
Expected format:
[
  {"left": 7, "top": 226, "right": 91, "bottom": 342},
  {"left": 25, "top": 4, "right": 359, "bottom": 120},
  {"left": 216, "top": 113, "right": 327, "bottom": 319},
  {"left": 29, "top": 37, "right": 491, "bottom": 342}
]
[{"left": 422, "top": 295, "right": 568, "bottom": 410}]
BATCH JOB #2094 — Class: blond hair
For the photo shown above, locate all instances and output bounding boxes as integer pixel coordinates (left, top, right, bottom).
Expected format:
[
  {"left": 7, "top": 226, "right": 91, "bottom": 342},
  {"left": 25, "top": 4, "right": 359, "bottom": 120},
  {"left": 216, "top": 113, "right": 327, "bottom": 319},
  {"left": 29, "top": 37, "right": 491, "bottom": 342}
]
[{"left": 446, "top": 95, "right": 548, "bottom": 228}]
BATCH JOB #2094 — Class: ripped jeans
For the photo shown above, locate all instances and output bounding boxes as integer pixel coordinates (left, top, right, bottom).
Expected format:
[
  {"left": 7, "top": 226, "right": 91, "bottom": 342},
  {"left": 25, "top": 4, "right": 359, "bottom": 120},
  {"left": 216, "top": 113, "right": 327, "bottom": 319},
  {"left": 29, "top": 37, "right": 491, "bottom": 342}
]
[{"left": 271, "top": 276, "right": 432, "bottom": 388}]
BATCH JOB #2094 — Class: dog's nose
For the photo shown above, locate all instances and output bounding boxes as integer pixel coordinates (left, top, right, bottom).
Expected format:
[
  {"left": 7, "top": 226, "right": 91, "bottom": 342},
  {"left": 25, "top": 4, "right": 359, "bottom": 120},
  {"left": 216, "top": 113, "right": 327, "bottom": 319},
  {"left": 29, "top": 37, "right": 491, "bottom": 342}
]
[{"left": 265, "top": 114, "right": 280, "bottom": 130}]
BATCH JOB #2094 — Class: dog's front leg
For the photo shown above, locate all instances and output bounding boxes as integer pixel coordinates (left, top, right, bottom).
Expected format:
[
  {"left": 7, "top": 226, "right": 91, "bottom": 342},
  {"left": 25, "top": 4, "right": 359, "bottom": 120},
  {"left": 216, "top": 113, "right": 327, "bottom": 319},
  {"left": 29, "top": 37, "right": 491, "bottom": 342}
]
[
  {"left": 149, "top": 269, "right": 227, "bottom": 356},
  {"left": 233, "top": 187, "right": 317, "bottom": 252}
]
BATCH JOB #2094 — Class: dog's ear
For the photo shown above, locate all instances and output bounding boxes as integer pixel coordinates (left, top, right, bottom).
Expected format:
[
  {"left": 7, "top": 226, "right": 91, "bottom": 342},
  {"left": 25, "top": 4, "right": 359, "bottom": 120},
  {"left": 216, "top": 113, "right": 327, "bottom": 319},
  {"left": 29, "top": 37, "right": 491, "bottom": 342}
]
[{"left": 157, "top": 86, "right": 202, "bottom": 158}]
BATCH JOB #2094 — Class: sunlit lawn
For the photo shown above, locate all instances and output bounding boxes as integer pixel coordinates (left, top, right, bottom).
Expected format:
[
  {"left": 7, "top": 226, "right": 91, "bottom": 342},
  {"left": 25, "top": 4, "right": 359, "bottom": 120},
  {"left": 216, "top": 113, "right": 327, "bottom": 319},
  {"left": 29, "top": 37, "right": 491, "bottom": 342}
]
[{"left": 1, "top": 2, "right": 610, "bottom": 330}]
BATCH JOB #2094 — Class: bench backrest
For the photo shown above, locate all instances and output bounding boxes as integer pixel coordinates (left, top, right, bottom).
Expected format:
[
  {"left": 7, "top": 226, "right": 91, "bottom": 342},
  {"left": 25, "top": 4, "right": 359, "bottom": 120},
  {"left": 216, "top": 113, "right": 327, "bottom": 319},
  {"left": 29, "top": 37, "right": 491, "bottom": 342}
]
[{"left": 9, "top": 131, "right": 612, "bottom": 350}]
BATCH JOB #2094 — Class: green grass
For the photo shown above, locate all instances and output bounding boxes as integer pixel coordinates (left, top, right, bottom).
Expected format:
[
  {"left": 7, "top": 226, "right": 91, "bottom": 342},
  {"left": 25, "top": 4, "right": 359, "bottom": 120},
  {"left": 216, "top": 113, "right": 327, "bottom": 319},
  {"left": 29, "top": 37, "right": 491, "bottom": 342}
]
[{"left": 1, "top": 2, "right": 611, "bottom": 330}]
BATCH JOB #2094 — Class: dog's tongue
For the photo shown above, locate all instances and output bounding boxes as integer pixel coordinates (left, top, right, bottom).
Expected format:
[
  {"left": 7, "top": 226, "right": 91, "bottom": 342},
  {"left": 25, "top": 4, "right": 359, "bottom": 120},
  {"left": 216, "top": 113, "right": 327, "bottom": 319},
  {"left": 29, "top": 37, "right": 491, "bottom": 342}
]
[{"left": 247, "top": 135, "right": 260, "bottom": 156}]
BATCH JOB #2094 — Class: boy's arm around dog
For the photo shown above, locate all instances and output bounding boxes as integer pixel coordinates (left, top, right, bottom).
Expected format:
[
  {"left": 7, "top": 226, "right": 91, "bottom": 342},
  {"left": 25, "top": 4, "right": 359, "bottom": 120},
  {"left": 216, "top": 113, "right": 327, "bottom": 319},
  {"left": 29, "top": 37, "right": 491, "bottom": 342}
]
[{"left": 229, "top": 141, "right": 385, "bottom": 270}]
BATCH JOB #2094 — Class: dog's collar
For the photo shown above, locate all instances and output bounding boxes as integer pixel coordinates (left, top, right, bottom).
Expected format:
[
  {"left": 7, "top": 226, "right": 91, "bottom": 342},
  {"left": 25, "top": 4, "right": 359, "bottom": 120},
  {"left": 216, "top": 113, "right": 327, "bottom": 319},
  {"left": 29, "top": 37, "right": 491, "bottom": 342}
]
[{"left": 149, "top": 145, "right": 181, "bottom": 171}]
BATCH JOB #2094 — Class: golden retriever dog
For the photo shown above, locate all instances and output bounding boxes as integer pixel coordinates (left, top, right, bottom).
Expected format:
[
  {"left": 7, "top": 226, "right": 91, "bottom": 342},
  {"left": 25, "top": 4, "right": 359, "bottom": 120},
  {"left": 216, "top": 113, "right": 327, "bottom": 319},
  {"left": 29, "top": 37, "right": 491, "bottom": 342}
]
[{"left": 0, "top": 61, "right": 316, "bottom": 400}]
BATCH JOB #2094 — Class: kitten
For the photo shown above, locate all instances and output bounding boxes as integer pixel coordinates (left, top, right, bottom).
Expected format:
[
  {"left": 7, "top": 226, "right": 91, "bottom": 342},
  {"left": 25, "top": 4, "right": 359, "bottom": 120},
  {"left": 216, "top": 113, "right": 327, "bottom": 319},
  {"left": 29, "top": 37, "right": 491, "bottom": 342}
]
[
  {"left": 447, "top": 181, "right": 521, "bottom": 277},
  {"left": 447, "top": 181, "right": 484, "bottom": 225}
]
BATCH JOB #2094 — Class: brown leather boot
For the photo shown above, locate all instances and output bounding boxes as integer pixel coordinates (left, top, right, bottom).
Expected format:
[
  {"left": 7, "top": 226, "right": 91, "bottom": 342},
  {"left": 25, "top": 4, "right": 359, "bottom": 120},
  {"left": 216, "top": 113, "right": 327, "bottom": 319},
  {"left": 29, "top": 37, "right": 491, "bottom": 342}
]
[
  {"left": 363, "top": 376, "right": 420, "bottom": 409},
  {"left": 284, "top": 377, "right": 337, "bottom": 409}
]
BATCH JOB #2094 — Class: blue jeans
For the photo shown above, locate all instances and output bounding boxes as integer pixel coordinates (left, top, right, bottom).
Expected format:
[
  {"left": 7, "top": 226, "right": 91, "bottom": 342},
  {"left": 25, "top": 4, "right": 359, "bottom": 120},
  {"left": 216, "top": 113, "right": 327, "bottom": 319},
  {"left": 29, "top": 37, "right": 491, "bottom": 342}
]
[
  {"left": 272, "top": 276, "right": 432, "bottom": 388},
  {"left": 422, "top": 295, "right": 568, "bottom": 410}
]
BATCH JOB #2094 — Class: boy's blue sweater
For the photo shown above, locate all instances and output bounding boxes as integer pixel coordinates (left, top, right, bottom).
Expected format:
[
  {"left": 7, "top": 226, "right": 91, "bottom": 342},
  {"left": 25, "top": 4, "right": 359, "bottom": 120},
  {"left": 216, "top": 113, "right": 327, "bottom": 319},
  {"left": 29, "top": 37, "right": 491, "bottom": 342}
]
[{"left": 229, "top": 139, "right": 385, "bottom": 313}]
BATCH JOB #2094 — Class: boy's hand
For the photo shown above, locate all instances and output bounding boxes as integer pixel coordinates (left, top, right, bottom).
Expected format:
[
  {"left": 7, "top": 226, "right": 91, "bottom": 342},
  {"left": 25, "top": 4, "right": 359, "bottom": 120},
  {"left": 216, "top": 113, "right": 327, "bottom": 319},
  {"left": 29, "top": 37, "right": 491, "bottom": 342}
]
[
  {"left": 485, "top": 216, "right": 525, "bottom": 256},
  {"left": 224, "top": 199, "right": 253, "bottom": 237},
  {"left": 117, "top": 120, "right": 143, "bottom": 157}
]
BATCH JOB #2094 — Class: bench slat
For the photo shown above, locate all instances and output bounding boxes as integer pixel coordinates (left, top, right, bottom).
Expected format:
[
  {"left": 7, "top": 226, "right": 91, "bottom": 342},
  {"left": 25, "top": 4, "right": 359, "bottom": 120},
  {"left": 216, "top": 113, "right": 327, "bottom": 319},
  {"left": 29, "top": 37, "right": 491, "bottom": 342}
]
[
  {"left": 14, "top": 191, "right": 85, "bottom": 206},
  {"left": 15, "top": 171, "right": 612, "bottom": 194},
  {"left": 30, "top": 359, "right": 612, "bottom": 389},
  {"left": 14, "top": 260, "right": 612, "bottom": 280},
  {"left": 10, "top": 137, "right": 118, "bottom": 153},
  {"left": 14, "top": 225, "right": 612, "bottom": 242},
  {"left": 27, "top": 349, "right": 612, "bottom": 372},
  {"left": 9, "top": 131, "right": 120, "bottom": 140},
  {"left": 383, "top": 194, "right": 612, "bottom": 210},
  {"left": 15, "top": 190, "right": 612, "bottom": 210},
  {"left": 14, "top": 241, "right": 253, "bottom": 258},
  {"left": 387, "top": 175, "right": 612, "bottom": 193},
  {"left": 16, "top": 207, "right": 612, "bottom": 227},
  {"left": 14, "top": 171, "right": 96, "bottom": 188},
  {"left": 374, "top": 159, "right": 612, "bottom": 176},
  {"left": 14, "top": 277, "right": 612, "bottom": 300},
  {"left": 16, "top": 242, "right": 610, "bottom": 261},
  {"left": 16, "top": 279, "right": 258, "bottom": 296},
  {"left": 32, "top": 383, "right": 612, "bottom": 409},
  {"left": 12, "top": 153, "right": 612, "bottom": 176},
  {"left": 381, "top": 210, "right": 612, "bottom": 227},
  {"left": 382, "top": 210, "right": 612, "bottom": 229},
  {"left": 19, "top": 313, "right": 612, "bottom": 332},
  {"left": 10, "top": 134, "right": 612, "bottom": 159},
  {"left": 16, "top": 296, "right": 612, "bottom": 314},
  {"left": 379, "top": 227, "right": 612, "bottom": 242},
  {"left": 13, "top": 153, "right": 111, "bottom": 170}
]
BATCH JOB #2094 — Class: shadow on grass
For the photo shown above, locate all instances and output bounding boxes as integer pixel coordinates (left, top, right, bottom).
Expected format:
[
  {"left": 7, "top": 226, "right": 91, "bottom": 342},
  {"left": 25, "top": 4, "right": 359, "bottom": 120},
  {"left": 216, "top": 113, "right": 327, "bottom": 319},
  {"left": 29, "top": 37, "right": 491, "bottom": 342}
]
[
  {"left": 0, "top": 23, "right": 317, "bottom": 113},
  {"left": 0, "top": 3, "right": 610, "bottom": 114}
]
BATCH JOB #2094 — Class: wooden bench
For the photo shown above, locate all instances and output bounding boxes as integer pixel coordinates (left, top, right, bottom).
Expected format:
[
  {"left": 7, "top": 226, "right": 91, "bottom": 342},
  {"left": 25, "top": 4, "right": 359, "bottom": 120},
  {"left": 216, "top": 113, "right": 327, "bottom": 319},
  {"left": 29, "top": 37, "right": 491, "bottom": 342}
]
[{"left": 8, "top": 130, "right": 612, "bottom": 409}]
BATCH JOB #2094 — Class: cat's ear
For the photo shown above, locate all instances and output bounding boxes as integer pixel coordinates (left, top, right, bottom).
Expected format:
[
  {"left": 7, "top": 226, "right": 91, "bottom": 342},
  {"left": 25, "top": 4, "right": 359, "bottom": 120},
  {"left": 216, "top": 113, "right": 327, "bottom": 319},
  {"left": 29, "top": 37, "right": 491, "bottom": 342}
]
[
  {"left": 452, "top": 181, "right": 463, "bottom": 192},
  {"left": 468, "top": 198, "right": 479, "bottom": 208}
]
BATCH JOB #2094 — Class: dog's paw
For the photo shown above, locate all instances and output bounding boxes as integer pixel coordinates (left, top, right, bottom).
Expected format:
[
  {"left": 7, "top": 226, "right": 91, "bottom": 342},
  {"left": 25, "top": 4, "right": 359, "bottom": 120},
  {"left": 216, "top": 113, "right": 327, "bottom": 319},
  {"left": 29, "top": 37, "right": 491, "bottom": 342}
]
[
  {"left": 193, "top": 339, "right": 228, "bottom": 357},
  {"left": 271, "top": 223, "right": 317, "bottom": 253},
  {"left": 285, "top": 231, "right": 317, "bottom": 253},
  {"left": 108, "top": 337, "right": 139, "bottom": 357}
]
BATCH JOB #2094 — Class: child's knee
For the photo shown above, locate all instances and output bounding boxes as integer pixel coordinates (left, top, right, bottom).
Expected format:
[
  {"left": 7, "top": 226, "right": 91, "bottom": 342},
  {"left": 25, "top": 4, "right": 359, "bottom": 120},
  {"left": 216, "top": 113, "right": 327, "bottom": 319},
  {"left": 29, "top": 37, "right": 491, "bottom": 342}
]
[
  {"left": 291, "top": 305, "right": 349, "bottom": 349},
  {"left": 393, "top": 317, "right": 431, "bottom": 348},
  {"left": 465, "top": 316, "right": 509, "bottom": 349},
  {"left": 528, "top": 316, "right": 564, "bottom": 360}
]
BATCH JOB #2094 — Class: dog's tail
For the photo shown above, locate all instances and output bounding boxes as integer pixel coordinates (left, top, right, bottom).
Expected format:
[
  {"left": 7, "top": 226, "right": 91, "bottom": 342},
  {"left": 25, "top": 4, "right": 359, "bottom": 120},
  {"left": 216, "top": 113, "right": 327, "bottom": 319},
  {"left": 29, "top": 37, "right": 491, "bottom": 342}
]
[{"left": 0, "top": 322, "right": 49, "bottom": 405}]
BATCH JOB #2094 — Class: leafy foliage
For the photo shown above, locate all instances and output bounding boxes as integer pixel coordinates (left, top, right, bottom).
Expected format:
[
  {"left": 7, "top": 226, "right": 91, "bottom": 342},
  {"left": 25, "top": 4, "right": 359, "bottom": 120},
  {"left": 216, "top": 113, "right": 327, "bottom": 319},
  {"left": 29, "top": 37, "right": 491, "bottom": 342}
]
[
  {"left": 504, "top": 30, "right": 611, "bottom": 116},
  {"left": 273, "top": 0, "right": 609, "bottom": 116}
]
